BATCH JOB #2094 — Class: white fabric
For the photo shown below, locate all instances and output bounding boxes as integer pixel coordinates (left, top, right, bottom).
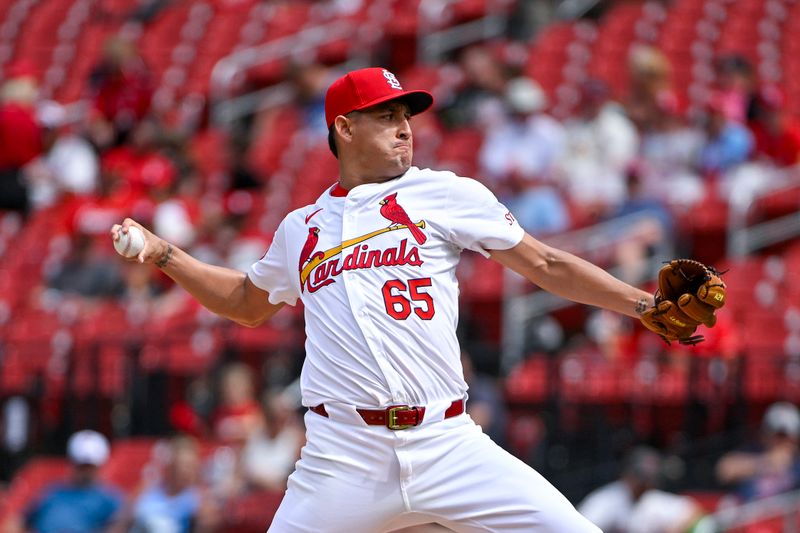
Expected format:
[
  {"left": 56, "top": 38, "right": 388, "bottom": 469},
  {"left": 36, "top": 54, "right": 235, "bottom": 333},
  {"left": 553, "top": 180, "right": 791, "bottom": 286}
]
[
  {"left": 268, "top": 411, "right": 601, "bottom": 532},
  {"left": 249, "top": 167, "right": 524, "bottom": 409},
  {"left": 578, "top": 482, "right": 698, "bottom": 533},
  {"left": 153, "top": 200, "right": 195, "bottom": 249},
  {"left": 241, "top": 428, "right": 301, "bottom": 488},
  {"left": 578, "top": 480, "right": 633, "bottom": 532},
  {"left": 627, "top": 490, "right": 697, "bottom": 533},
  {"left": 558, "top": 104, "right": 639, "bottom": 207},
  {"left": 47, "top": 135, "right": 99, "bottom": 194},
  {"left": 67, "top": 430, "right": 110, "bottom": 466},
  {"left": 639, "top": 126, "right": 705, "bottom": 205},
  {"left": 479, "top": 114, "right": 566, "bottom": 183}
]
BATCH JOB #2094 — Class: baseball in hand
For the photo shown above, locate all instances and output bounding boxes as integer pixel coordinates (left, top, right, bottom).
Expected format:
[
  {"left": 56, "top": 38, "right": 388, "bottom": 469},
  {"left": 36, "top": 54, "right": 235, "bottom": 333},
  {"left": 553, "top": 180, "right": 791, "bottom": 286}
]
[{"left": 114, "top": 225, "right": 146, "bottom": 258}]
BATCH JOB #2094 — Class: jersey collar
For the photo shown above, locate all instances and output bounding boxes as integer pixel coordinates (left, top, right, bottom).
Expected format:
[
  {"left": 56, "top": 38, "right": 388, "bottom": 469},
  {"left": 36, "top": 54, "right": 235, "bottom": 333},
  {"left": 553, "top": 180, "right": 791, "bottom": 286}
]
[
  {"left": 329, "top": 169, "right": 415, "bottom": 198},
  {"left": 330, "top": 183, "right": 348, "bottom": 197}
]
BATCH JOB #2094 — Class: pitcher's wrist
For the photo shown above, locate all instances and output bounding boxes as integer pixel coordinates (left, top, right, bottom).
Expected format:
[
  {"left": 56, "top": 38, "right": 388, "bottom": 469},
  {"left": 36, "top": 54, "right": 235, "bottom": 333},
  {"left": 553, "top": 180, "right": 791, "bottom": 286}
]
[{"left": 155, "top": 242, "right": 174, "bottom": 268}]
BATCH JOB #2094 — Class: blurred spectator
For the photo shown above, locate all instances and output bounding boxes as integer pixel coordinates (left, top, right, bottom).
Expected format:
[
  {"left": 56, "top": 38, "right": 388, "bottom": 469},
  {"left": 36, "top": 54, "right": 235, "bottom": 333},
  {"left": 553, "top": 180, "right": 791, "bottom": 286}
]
[
  {"left": 240, "top": 391, "right": 304, "bottom": 492},
  {"left": 288, "top": 61, "right": 333, "bottom": 140},
  {"left": 88, "top": 37, "right": 154, "bottom": 147},
  {"left": 0, "top": 61, "right": 43, "bottom": 215},
  {"left": 749, "top": 86, "right": 800, "bottom": 167},
  {"left": 502, "top": 175, "right": 570, "bottom": 235},
  {"left": 479, "top": 77, "right": 565, "bottom": 188},
  {"left": 47, "top": 233, "right": 126, "bottom": 299},
  {"left": 716, "top": 402, "right": 800, "bottom": 503},
  {"left": 625, "top": 45, "right": 673, "bottom": 133},
  {"left": 169, "top": 376, "right": 214, "bottom": 439},
  {"left": 557, "top": 79, "right": 639, "bottom": 212},
  {"left": 578, "top": 447, "right": 703, "bottom": 533},
  {"left": 26, "top": 103, "right": 100, "bottom": 209},
  {"left": 126, "top": 436, "right": 218, "bottom": 533},
  {"left": 697, "top": 94, "right": 754, "bottom": 178},
  {"left": 637, "top": 92, "right": 705, "bottom": 207},
  {"left": 461, "top": 352, "right": 508, "bottom": 448},
  {"left": 97, "top": 117, "right": 198, "bottom": 248},
  {"left": 477, "top": 76, "right": 569, "bottom": 233},
  {"left": 211, "top": 363, "right": 262, "bottom": 446},
  {"left": 119, "top": 261, "right": 191, "bottom": 324},
  {"left": 440, "top": 44, "right": 510, "bottom": 129},
  {"left": 713, "top": 55, "right": 755, "bottom": 124},
  {"left": 16, "top": 431, "right": 123, "bottom": 533},
  {"left": 103, "top": 117, "right": 179, "bottom": 198}
]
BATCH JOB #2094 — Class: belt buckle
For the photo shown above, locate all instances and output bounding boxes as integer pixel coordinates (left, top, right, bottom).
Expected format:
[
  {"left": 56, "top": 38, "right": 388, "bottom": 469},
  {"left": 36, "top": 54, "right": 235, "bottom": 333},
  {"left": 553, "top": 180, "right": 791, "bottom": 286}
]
[{"left": 387, "top": 405, "right": 413, "bottom": 430}]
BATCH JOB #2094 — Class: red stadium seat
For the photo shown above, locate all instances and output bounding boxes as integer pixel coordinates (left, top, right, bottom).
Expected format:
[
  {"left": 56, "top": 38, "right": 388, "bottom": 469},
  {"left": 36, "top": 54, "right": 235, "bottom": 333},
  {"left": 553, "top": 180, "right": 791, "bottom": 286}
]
[
  {"left": 682, "top": 490, "right": 724, "bottom": 513},
  {"left": 246, "top": 107, "right": 301, "bottom": 178},
  {"left": 505, "top": 357, "right": 550, "bottom": 404},
  {"left": 435, "top": 127, "right": 483, "bottom": 178},
  {"left": 166, "top": 332, "right": 221, "bottom": 375},
  {"left": 0, "top": 458, "right": 70, "bottom": 520},
  {"left": 221, "top": 490, "right": 284, "bottom": 533},
  {"left": 100, "top": 438, "right": 159, "bottom": 492}
]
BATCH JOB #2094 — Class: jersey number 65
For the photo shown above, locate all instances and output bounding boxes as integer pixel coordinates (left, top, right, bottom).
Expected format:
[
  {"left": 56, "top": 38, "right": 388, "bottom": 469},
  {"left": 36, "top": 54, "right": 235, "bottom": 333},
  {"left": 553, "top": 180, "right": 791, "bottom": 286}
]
[{"left": 382, "top": 278, "right": 436, "bottom": 320}]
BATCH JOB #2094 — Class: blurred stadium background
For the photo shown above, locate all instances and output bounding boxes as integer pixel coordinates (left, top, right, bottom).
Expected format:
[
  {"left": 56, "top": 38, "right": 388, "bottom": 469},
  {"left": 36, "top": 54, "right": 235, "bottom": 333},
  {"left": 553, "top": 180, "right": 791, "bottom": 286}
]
[{"left": 0, "top": 0, "right": 799, "bottom": 531}]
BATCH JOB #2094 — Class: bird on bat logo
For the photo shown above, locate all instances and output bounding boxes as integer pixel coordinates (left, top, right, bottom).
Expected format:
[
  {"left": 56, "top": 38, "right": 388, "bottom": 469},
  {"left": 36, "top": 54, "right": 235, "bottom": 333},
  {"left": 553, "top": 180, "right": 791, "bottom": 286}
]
[
  {"left": 299, "top": 227, "right": 320, "bottom": 270},
  {"left": 379, "top": 193, "right": 427, "bottom": 245}
]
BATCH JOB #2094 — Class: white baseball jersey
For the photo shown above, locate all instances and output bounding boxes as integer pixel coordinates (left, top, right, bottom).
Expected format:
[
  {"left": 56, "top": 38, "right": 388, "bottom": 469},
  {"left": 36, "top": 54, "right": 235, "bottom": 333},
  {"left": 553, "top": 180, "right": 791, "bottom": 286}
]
[{"left": 248, "top": 166, "right": 524, "bottom": 408}]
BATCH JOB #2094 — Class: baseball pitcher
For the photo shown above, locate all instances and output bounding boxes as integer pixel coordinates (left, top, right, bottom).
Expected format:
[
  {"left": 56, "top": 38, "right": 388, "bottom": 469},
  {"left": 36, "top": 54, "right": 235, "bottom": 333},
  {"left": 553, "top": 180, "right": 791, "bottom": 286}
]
[{"left": 112, "top": 67, "right": 725, "bottom": 532}]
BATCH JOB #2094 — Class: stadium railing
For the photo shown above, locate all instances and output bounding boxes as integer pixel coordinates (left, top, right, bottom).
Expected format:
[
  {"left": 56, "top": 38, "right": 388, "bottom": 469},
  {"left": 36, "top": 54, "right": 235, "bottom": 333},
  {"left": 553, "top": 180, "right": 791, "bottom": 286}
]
[
  {"left": 694, "top": 488, "right": 800, "bottom": 532},
  {"left": 727, "top": 166, "right": 800, "bottom": 258}
]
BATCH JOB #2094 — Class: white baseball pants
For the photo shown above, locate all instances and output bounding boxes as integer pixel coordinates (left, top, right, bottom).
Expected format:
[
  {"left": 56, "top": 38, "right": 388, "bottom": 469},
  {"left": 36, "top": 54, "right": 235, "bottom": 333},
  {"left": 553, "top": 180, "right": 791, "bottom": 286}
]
[{"left": 267, "top": 408, "right": 601, "bottom": 532}]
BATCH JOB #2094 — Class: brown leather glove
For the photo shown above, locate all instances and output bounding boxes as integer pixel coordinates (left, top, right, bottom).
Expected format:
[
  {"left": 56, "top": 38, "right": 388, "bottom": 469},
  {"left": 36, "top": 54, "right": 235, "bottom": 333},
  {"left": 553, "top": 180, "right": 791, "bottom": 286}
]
[{"left": 639, "top": 259, "right": 726, "bottom": 345}]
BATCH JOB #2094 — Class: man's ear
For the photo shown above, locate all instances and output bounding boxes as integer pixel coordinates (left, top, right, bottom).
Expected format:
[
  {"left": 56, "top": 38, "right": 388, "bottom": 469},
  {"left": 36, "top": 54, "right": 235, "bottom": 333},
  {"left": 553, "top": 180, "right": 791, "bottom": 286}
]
[{"left": 334, "top": 115, "right": 354, "bottom": 144}]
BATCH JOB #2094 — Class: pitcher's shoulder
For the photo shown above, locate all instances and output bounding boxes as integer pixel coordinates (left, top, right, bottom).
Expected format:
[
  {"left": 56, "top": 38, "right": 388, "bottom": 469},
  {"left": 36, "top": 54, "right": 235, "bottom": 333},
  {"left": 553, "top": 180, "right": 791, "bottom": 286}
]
[
  {"left": 408, "top": 166, "right": 462, "bottom": 184},
  {"left": 279, "top": 203, "right": 324, "bottom": 229}
]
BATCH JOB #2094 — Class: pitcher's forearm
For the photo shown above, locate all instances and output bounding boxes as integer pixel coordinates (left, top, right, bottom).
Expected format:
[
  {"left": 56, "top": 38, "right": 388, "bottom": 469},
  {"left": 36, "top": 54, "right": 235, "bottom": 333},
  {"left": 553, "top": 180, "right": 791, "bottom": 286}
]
[
  {"left": 156, "top": 243, "right": 252, "bottom": 322},
  {"left": 112, "top": 219, "right": 282, "bottom": 327},
  {"left": 532, "top": 247, "right": 654, "bottom": 318},
  {"left": 491, "top": 234, "right": 654, "bottom": 318}
]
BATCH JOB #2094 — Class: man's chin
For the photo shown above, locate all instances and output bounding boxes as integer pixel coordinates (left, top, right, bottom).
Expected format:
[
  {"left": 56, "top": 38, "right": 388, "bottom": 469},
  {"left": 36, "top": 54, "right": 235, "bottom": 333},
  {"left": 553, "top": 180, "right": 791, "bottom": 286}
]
[
  {"left": 384, "top": 156, "right": 411, "bottom": 174},
  {"left": 397, "top": 152, "right": 413, "bottom": 169},
  {"left": 395, "top": 160, "right": 412, "bottom": 176}
]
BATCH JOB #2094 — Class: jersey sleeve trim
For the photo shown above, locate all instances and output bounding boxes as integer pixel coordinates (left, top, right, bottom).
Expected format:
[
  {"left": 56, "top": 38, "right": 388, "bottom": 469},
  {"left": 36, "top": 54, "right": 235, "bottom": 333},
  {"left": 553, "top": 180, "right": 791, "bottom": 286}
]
[{"left": 246, "top": 271, "right": 298, "bottom": 307}]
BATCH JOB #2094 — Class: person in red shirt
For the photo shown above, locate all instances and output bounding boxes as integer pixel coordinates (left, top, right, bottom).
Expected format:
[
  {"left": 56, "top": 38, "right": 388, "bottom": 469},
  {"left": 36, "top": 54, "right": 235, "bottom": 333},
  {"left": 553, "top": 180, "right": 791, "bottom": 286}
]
[
  {"left": 88, "top": 37, "right": 154, "bottom": 146},
  {"left": 750, "top": 85, "right": 800, "bottom": 167},
  {"left": 0, "top": 61, "right": 43, "bottom": 215}
]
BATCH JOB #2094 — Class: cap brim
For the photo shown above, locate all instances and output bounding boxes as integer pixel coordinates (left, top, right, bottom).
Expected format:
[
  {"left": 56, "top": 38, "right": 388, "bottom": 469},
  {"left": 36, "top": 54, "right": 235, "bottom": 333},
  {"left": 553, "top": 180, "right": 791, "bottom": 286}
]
[{"left": 352, "top": 90, "right": 434, "bottom": 117}]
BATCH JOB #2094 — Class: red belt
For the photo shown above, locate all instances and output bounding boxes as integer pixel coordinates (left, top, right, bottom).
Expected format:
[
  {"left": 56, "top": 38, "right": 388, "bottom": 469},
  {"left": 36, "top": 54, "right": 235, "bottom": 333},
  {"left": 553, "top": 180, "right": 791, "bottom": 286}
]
[{"left": 309, "top": 398, "right": 465, "bottom": 430}]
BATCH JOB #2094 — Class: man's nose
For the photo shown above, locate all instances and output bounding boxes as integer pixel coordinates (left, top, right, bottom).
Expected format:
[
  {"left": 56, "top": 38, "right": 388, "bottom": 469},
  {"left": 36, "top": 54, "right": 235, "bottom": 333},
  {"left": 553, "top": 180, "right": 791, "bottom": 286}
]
[{"left": 397, "top": 119, "right": 411, "bottom": 140}]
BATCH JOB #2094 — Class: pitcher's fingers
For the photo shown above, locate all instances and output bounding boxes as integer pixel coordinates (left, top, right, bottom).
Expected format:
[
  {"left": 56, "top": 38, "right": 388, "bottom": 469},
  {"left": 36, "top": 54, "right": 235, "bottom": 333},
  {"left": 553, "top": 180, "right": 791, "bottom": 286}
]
[
  {"left": 110, "top": 224, "right": 122, "bottom": 241},
  {"left": 121, "top": 218, "right": 139, "bottom": 232},
  {"left": 136, "top": 236, "right": 153, "bottom": 264}
]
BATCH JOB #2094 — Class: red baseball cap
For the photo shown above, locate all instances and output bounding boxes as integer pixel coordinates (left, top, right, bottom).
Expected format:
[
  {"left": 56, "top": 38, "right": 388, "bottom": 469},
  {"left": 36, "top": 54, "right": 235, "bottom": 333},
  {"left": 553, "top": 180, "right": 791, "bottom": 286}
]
[{"left": 324, "top": 67, "right": 434, "bottom": 129}]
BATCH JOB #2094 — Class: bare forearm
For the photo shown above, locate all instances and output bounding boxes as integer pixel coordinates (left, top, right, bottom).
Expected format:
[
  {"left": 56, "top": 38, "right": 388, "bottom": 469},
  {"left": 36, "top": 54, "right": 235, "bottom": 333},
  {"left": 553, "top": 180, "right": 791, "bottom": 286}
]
[
  {"left": 492, "top": 234, "right": 653, "bottom": 318},
  {"left": 110, "top": 219, "right": 281, "bottom": 327},
  {"left": 531, "top": 247, "right": 652, "bottom": 318},
  {"left": 156, "top": 244, "right": 251, "bottom": 323}
]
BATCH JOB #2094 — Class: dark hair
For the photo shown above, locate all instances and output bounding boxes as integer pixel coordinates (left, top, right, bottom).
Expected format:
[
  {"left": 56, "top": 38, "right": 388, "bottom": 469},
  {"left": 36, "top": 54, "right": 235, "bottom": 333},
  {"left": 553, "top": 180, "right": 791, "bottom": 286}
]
[{"left": 328, "top": 126, "right": 338, "bottom": 158}]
